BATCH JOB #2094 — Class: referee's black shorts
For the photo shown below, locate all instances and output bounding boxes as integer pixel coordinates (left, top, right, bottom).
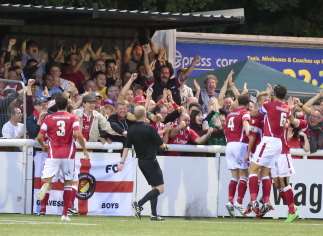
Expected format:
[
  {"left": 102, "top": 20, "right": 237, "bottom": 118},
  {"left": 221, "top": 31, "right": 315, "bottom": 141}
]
[{"left": 138, "top": 158, "right": 164, "bottom": 187}]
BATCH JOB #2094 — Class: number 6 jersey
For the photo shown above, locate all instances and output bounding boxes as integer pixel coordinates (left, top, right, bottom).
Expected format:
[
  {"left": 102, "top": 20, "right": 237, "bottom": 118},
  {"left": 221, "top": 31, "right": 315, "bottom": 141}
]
[
  {"left": 224, "top": 107, "right": 250, "bottom": 143},
  {"left": 261, "top": 100, "right": 291, "bottom": 138},
  {"left": 39, "top": 111, "right": 80, "bottom": 159}
]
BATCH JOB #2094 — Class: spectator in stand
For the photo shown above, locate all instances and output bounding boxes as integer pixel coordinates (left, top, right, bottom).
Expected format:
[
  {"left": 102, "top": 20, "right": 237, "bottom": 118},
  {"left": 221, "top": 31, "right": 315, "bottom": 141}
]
[
  {"left": 106, "top": 59, "right": 122, "bottom": 87},
  {"left": 74, "top": 93, "right": 114, "bottom": 143},
  {"left": 22, "top": 58, "right": 39, "bottom": 83},
  {"left": 151, "top": 56, "right": 200, "bottom": 106},
  {"left": 189, "top": 109, "right": 207, "bottom": 137},
  {"left": 62, "top": 52, "right": 86, "bottom": 93},
  {"left": 94, "top": 71, "right": 108, "bottom": 99},
  {"left": 25, "top": 79, "right": 48, "bottom": 139},
  {"left": 83, "top": 79, "right": 97, "bottom": 93},
  {"left": 106, "top": 85, "right": 120, "bottom": 107},
  {"left": 164, "top": 112, "right": 213, "bottom": 146},
  {"left": 300, "top": 91, "right": 323, "bottom": 153},
  {"left": 180, "top": 79, "right": 201, "bottom": 109},
  {"left": 48, "top": 64, "right": 77, "bottom": 93},
  {"left": 124, "top": 42, "right": 143, "bottom": 73},
  {"left": 21, "top": 40, "right": 46, "bottom": 80},
  {"left": 93, "top": 59, "right": 106, "bottom": 75},
  {"left": 1, "top": 107, "right": 24, "bottom": 138},
  {"left": 132, "top": 44, "right": 154, "bottom": 90},
  {"left": 199, "top": 74, "right": 219, "bottom": 113},
  {"left": 108, "top": 101, "right": 135, "bottom": 144},
  {"left": 0, "top": 88, "right": 21, "bottom": 136}
]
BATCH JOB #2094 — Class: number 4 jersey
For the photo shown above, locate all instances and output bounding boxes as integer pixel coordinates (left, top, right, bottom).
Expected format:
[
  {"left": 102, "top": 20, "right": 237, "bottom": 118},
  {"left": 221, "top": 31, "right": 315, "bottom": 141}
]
[
  {"left": 224, "top": 107, "right": 251, "bottom": 143},
  {"left": 40, "top": 111, "right": 80, "bottom": 159}
]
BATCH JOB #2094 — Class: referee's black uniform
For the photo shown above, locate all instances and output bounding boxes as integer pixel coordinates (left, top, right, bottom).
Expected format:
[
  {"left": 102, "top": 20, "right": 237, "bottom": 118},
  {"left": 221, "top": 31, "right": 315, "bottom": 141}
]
[
  {"left": 126, "top": 121, "right": 164, "bottom": 187},
  {"left": 126, "top": 121, "right": 165, "bottom": 220}
]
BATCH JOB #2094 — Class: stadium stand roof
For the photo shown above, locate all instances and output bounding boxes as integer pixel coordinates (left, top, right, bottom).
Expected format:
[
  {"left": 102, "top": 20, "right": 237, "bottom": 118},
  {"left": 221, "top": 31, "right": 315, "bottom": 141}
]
[{"left": 0, "top": 3, "right": 244, "bottom": 30}]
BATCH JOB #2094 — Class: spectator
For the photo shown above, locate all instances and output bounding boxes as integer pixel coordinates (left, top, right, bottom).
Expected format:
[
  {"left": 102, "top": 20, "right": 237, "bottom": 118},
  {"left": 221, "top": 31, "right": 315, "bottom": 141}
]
[
  {"left": 199, "top": 74, "right": 219, "bottom": 113},
  {"left": 189, "top": 109, "right": 207, "bottom": 137},
  {"left": 21, "top": 40, "right": 46, "bottom": 79},
  {"left": 164, "top": 112, "right": 213, "bottom": 145},
  {"left": 0, "top": 88, "right": 21, "bottom": 136},
  {"left": 108, "top": 101, "right": 135, "bottom": 144},
  {"left": 94, "top": 71, "right": 108, "bottom": 99},
  {"left": 106, "top": 85, "right": 120, "bottom": 107},
  {"left": 74, "top": 93, "right": 115, "bottom": 142},
  {"left": 2, "top": 107, "right": 24, "bottom": 138},
  {"left": 124, "top": 42, "right": 143, "bottom": 73},
  {"left": 83, "top": 79, "right": 98, "bottom": 93},
  {"left": 106, "top": 59, "right": 122, "bottom": 87},
  {"left": 62, "top": 52, "right": 86, "bottom": 93},
  {"left": 301, "top": 91, "right": 323, "bottom": 152}
]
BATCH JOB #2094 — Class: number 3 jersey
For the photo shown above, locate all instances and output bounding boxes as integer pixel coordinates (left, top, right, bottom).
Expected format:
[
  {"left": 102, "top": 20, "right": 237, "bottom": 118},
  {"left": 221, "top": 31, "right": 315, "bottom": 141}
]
[
  {"left": 39, "top": 111, "right": 80, "bottom": 159},
  {"left": 224, "top": 107, "right": 250, "bottom": 143}
]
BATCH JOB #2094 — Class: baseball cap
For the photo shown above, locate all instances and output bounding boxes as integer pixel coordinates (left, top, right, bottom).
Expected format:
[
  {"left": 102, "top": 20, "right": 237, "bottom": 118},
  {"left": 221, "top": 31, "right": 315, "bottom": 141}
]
[
  {"left": 3, "top": 87, "right": 17, "bottom": 96},
  {"left": 82, "top": 93, "right": 97, "bottom": 103},
  {"left": 134, "top": 95, "right": 146, "bottom": 104},
  {"left": 33, "top": 97, "right": 48, "bottom": 106},
  {"left": 104, "top": 98, "right": 114, "bottom": 106}
]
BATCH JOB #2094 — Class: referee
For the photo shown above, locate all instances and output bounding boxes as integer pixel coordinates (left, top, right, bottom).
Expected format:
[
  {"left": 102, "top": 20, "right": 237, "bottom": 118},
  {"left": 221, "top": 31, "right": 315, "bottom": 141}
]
[{"left": 117, "top": 105, "right": 167, "bottom": 221}]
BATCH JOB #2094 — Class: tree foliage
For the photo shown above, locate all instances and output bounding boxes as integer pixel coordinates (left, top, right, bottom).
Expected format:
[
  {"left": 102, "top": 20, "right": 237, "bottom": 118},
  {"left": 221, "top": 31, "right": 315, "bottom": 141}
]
[{"left": 1, "top": 0, "right": 322, "bottom": 36}]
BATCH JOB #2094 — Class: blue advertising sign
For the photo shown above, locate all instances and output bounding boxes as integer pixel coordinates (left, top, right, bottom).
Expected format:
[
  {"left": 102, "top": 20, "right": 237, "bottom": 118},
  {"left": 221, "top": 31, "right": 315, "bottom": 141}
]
[{"left": 176, "top": 42, "right": 323, "bottom": 88}]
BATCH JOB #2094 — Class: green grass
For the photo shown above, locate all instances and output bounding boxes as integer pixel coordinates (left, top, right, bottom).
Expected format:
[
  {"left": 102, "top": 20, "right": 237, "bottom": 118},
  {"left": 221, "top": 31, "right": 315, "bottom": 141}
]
[{"left": 1, "top": 214, "right": 323, "bottom": 236}]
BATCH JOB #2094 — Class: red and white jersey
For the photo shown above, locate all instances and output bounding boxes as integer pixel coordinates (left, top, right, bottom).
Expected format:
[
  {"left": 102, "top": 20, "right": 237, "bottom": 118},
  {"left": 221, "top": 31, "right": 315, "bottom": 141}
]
[
  {"left": 249, "top": 112, "right": 264, "bottom": 154},
  {"left": 39, "top": 111, "right": 80, "bottom": 159},
  {"left": 281, "top": 119, "right": 308, "bottom": 154},
  {"left": 168, "top": 126, "right": 199, "bottom": 144},
  {"left": 224, "top": 107, "right": 250, "bottom": 143},
  {"left": 261, "top": 100, "right": 291, "bottom": 138}
]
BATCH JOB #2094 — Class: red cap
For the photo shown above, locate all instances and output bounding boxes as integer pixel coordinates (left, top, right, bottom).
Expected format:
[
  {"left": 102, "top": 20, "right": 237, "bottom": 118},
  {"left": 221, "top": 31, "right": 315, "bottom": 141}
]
[{"left": 134, "top": 95, "right": 146, "bottom": 104}]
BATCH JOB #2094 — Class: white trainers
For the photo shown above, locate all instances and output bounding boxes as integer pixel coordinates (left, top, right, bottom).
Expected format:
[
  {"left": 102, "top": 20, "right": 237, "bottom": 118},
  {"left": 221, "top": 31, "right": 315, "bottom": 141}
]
[
  {"left": 61, "top": 215, "right": 71, "bottom": 222},
  {"left": 225, "top": 202, "right": 235, "bottom": 217},
  {"left": 38, "top": 183, "right": 50, "bottom": 201},
  {"left": 234, "top": 202, "right": 245, "bottom": 216}
]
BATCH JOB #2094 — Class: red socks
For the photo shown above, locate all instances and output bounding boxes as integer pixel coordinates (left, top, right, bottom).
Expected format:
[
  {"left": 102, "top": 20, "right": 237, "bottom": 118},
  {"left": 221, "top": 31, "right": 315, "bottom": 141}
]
[
  {"left": 40, "top": 193, "right": 49, "bottom": 214},
  {"left": 62, "top": 186, "right": 73, "bottom": 216},
  {"left": 70, "top": 187, "right": 77, "bottom": 208},
  {"left": 262, "top": 176, "right": 272, "bottom": 203},
  {"left": 281, "top": 185, "right": 296, "bottom": 214},
  {"left": 237, "top": 177, "right": 248, "bottom": 204},
  {"left": 228, "top": 178, "right": 238, "bottom": 204},
  {"left": 249, "top": 174, "right": 259, "bottom": 202}
]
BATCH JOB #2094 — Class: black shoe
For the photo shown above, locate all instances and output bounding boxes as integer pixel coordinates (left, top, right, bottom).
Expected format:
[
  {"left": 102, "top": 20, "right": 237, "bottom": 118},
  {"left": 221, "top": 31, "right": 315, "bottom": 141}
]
[
  {"left": 132, "top": 201, "right": 143, "bottom": 219},
  {"left": 259, "top": 203, "right": 274, "bottom": 217},
  {"left": 150, "top": 215, "right": 165, "bottom": 221},
  {"left": 67, "top": 207, "right": 78, "bottom": 216}
]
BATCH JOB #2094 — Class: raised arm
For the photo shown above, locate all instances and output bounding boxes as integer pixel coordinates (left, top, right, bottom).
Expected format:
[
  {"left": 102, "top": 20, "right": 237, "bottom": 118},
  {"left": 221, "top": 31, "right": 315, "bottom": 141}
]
[
  {"left": 218, "top": 76, "right": 230, "bottom": 107},
  {"left": 118, "top": 73, "right": 137, "bottom": 102},
  {"left": 178, "top": 56, "right": 200, "bottom": 84},
  {"left": 142, "top": 44, "right": 154, "bottom": 77}
]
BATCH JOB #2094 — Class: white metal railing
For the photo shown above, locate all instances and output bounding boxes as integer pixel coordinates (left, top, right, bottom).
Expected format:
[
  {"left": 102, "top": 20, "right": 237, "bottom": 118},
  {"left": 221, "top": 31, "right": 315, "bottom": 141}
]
[
  {"left": 0, "top": 139, "right": 123, "bottom": 150},
  {"left": 0, "top": 139, "right": 321, "bottom": 158}
]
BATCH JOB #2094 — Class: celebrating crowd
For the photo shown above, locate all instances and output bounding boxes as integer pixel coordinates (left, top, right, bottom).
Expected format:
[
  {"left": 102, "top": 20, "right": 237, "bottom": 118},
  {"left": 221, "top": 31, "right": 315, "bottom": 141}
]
[{"left": 0, "top": 37, "right": 322, "bottom": 154}]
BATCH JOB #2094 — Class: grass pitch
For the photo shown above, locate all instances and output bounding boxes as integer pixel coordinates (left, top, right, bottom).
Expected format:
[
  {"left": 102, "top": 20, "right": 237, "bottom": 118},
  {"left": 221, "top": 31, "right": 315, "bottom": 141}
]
[{"left": 1, "top": 214, "right": 323, "bottom": 236}]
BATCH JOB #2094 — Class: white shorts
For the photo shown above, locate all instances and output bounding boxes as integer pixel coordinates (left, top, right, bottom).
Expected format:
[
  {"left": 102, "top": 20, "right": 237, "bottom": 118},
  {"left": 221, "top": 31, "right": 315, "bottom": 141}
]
[
  {"left": 271, "top": 153, "right": 295, "bottom": 178},
  {"left": 41, "top": 158, "right": 76, "bottom": 181},
  {"left": 225, "top": 142, "right": 248, "bottom": 170},
  {"left": 251, "top": 136, "right": 282, "bottom": 168}
]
